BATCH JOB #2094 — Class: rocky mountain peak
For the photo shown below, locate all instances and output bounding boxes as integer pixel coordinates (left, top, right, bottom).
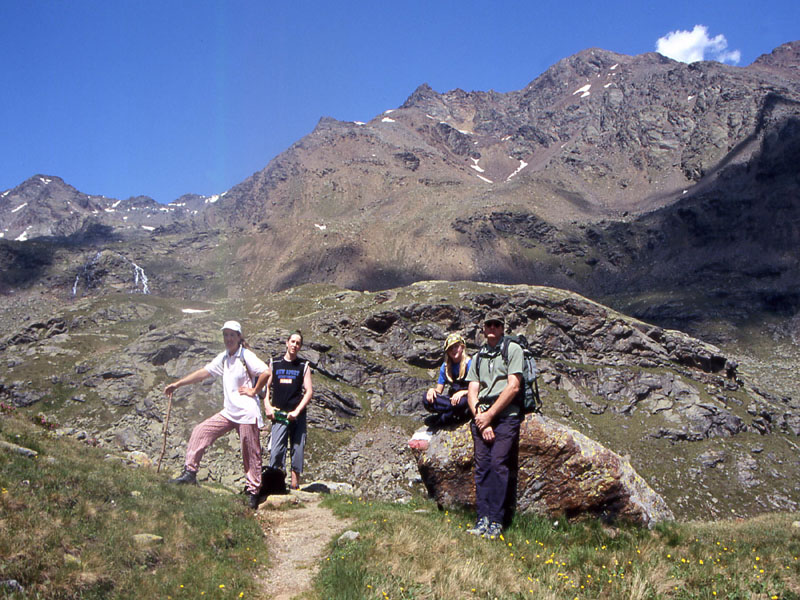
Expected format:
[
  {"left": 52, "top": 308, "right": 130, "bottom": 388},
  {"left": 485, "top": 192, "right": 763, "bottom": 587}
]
[
  {"left": 313, "top": 115, "right": 345, "bottom": 131},
  {"left": 539, "top": 47, "right": 633, "bottom": 80},
  {"left": 401, "top": 82, "right": 439, "bottom": 108},
  {"left": 7, "top": 174, "right": 76, "bottom": 198},
  {"left": 0, "top": 175, "right": 105, "bottom": 240},
  {"left": 2, "top": 41, "right": 799, "bottom": 330},
  {"left": 0, "top": 175, "right": 194, "bottom": 241},
  {"left": 751, "top": 40, "right": 800, "bottom": 70},
  {"left": 124, "top": 195, "right": 159, "bottom": 209}
]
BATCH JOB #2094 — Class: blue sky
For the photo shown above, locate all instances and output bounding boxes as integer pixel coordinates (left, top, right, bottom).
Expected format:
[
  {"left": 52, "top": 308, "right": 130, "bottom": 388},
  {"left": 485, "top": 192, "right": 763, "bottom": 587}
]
[{"left": 1, "top": 0, "right": 797, "bottom": 204}]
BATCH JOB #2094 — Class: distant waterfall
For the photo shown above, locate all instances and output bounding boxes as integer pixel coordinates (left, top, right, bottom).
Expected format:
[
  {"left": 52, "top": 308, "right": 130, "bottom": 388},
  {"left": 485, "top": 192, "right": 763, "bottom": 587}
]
[
  {"left": 72, "top": 251, "right": 102, "bottom": 297},
  {"left": 131, "top": 260, "right": 150, "bottom": 294},
  {"left": 71, "top": 251, "right": 151, "bottom": 297}
]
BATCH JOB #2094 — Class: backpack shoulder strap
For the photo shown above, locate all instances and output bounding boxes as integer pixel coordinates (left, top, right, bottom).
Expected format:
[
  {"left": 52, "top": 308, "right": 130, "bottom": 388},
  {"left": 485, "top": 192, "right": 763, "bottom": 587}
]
[
  {"left": 238, "top": 347, "right": 252, "bottom": 378},
  {"left": 475, "top": 342, "right": 503, "bottom": 376},
  {"left": 500, "top": 336, "right": 513, "bottom": 364},
  {"left": 475, "top": 346, "right": 493, "bottom": 376}
]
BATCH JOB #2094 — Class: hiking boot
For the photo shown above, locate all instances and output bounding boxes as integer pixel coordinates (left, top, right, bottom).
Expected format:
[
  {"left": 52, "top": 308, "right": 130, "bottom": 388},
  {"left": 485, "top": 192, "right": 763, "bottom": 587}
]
[
  {"left": 466, "top": 516, "right": 489, "bottom": 536},
  {"left": 169, "top": 467, "right": 197, "bottom": 485},
  {"left": 484, "top": 521, "right": 503, "bottom": 539},
  {"left": 423, "top": 413, "right": 440, "bottom": 428},
  {"left": 248, "top": 492, "right": 260, "bottom": 509}
]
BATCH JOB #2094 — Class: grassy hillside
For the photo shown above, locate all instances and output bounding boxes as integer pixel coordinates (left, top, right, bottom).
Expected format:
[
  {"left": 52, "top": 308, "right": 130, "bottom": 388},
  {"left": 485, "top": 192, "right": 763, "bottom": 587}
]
[
  {"left": 0, "top": 407, "right": 268, "bottom": 599},
  {"left": 3, "top": 403, "right": 799, "bottom": 600},
  {"left": 318, "top": 496, "right": 800, "bottom": 600}
]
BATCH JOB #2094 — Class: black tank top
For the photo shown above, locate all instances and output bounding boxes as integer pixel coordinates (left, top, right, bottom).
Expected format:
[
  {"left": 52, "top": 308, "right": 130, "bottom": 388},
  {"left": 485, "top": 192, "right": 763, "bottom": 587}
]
[{"left": 270, "top": 357, "right": 308, "bottom": 410}]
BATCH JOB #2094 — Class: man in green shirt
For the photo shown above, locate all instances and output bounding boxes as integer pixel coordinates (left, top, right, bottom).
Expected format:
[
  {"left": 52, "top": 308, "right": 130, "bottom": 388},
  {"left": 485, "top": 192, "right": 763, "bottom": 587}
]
[{"left": 465, "top": 310, "right": 523, "bottom": 539}]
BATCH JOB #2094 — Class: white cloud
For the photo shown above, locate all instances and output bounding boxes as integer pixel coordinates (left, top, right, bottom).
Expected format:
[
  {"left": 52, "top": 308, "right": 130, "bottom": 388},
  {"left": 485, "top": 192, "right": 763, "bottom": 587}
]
[{"left": 656, "top": 25, "right": 741, "bottom": 64}]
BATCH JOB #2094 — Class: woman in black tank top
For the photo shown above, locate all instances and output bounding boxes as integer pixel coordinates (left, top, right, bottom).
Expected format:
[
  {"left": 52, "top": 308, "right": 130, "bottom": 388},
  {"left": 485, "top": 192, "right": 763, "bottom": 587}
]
[{"left": 264, "top": 331, "right": 313, "bottom": 490}]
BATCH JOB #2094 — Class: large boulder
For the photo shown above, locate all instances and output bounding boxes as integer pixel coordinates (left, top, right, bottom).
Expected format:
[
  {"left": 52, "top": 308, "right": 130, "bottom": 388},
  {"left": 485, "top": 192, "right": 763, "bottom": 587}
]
[{"left": 413, "top": 414, "right": 674, "bottom": 527}]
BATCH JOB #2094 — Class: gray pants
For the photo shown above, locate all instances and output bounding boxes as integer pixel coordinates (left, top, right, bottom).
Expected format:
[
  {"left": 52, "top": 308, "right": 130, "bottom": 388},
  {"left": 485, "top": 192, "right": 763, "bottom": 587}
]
[{"left": 268, "top": 411, "right": 306, "bottom": 474}]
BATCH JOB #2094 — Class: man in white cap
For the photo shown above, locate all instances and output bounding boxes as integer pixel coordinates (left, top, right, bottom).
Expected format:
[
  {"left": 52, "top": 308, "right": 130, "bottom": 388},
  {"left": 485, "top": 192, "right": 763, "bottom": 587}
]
[{"left": 164, "top": 320, "right": 270, "bottom": 508}]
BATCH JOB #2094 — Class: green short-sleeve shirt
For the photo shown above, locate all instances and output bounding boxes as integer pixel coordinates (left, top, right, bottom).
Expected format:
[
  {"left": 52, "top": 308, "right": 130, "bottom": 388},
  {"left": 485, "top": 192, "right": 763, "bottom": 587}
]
[{"left": 466, "top": 337, "right": 524, "bottom": 417}]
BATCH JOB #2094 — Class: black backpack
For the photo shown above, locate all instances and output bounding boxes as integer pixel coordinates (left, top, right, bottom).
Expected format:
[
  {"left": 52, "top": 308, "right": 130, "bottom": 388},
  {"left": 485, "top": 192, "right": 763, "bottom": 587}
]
[{"left": 474, "top": 335, "right": 541, "bottom": 414}]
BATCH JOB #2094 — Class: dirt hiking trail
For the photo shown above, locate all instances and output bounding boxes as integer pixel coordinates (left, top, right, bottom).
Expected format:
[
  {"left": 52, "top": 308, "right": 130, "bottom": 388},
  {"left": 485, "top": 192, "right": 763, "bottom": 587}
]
[{"left": 255, "top": 492, "right": 353, "bottom": 600}]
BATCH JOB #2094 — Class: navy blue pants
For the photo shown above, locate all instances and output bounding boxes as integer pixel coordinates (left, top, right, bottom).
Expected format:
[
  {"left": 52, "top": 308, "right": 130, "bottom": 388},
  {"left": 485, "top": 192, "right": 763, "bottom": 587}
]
[
  {"left": 423, "top": 392, "right": 470, "bottom": 426},
  {"left": 471, "top": 413, "right": 522, "bottom": 527}
]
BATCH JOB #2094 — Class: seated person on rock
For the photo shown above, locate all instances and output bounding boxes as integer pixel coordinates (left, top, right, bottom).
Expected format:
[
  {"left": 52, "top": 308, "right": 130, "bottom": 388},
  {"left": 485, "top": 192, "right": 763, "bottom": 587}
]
[{"left": 423, "top": 333, "right": 472, "bottom": 427}]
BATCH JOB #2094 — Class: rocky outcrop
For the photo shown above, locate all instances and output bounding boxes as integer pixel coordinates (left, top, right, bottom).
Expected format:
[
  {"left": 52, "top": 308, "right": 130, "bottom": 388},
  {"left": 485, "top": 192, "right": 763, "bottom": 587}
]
[
  {"left": 0, "top": 281, "right": 797, "bottom": 519},
  {"left": 413, "top": 414, "right": 674, "bottom": 527}
]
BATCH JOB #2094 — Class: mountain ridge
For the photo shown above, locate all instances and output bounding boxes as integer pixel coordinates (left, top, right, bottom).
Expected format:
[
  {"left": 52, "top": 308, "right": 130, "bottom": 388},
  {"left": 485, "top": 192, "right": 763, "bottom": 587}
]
[{"left": 1, "top": 41, "right": 799, "bottom": 329}]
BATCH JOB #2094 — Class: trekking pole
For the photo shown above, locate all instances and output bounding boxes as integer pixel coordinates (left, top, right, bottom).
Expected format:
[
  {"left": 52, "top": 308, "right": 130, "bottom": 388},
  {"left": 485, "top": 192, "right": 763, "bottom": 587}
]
[{"left": 157, "top": 396, "right": 173, "bottom": 473}]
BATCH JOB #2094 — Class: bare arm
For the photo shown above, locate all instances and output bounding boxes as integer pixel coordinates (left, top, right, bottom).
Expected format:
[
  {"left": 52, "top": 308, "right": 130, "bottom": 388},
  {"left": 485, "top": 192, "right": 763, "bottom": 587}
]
[
  {"left": 253, "top": 368, "right": 270, "bottom": 396},
  {"left": 240, "top": 366, "right": 271, "bottom": 398},
  {"left": 164, "top": 368, "right": 211, "bottom": 399},
  {"left": 288, "top": 366, "right": 313, "bottom": 420},
  {"left": 263, "top": 370, "right": 275, "bottom": 420},
  {"left": 467, "top": 380, "right": 480, "bottom": 416}
]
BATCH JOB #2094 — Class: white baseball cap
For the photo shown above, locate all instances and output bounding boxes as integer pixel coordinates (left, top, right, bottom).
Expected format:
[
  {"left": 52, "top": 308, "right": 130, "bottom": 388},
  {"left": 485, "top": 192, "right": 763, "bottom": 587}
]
[{"left": 220, "top": 320, "right": 242, "bottom": 334}]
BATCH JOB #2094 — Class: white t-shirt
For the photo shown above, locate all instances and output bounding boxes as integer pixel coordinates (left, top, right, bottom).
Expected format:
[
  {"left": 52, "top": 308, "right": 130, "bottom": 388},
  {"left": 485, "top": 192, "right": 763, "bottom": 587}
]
[{"left": 204, "top": 346, "right": 268, "bottom": 426}]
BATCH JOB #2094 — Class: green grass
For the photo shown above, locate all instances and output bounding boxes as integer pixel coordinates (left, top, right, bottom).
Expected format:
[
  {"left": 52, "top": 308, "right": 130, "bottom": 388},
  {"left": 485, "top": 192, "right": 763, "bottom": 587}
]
[
  {"left": 0, "top": 409, "right": 268, "bottom": 600},
  {"left": 316, "top": 496, "right": 800, "bottom": 600},
  {"left": 4, "top": 383, "right": 800, "bottom": 600}
]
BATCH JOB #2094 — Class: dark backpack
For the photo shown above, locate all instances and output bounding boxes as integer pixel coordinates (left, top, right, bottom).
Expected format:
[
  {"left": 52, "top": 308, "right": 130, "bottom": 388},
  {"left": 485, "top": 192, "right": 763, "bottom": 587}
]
[{"left": 475, "top": 335, "right": 541, "bottom": 414}]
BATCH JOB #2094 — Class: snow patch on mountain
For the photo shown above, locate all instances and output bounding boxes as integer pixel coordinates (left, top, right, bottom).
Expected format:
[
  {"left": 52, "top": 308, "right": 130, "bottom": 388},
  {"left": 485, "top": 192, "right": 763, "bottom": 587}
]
[
  {"left": 573, "top": 84, "right": 591, "bottom": 98},
  {"left": 15, "top": 226, "right": 32, "bottom": 241},
  {"left": 506, "top": 159, "right": 528, "bottom": 181}
]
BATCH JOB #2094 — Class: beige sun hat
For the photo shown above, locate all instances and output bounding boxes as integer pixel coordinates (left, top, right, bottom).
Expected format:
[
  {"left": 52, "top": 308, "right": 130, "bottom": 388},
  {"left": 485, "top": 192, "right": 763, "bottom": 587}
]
[{"left": 443, "top": 332, "right": 465, "bottom": 352}]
